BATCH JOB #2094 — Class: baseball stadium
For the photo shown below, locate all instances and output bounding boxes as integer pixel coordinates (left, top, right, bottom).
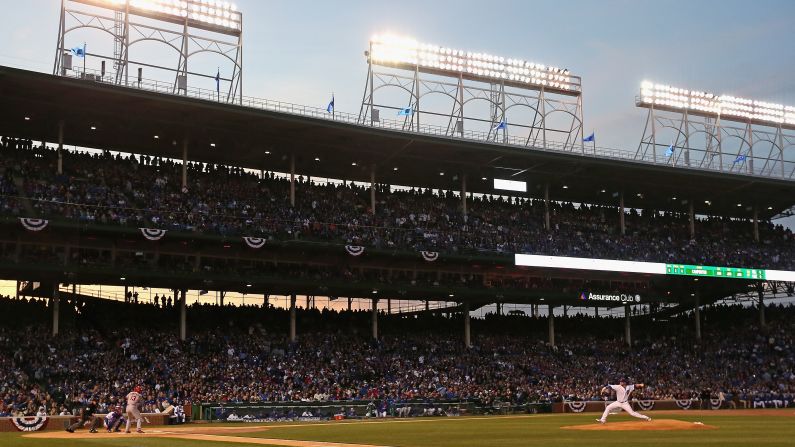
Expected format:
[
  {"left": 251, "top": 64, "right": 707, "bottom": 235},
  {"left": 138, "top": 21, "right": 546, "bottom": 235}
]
[{"left": 1, "top": 1, "right": 794, "bottom": 446}]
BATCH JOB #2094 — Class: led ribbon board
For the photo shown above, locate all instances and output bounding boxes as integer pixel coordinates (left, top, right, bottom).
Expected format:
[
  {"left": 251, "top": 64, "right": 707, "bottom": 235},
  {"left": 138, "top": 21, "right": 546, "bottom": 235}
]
[
  {"left": 514, "top": 254, "right": 666, "bottom": 274},
  {"left": 666, "top": 264, "right": 765, "bottom": 280},
  {"left": 515, "top": 254, "right": 795, "bottom": 281}
]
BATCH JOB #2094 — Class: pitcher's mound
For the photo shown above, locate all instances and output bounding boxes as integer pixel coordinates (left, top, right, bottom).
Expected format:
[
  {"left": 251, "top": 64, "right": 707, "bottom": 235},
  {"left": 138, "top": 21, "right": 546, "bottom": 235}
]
[{"left": 562, "top": 419, "right": 717, "bottom": 431}]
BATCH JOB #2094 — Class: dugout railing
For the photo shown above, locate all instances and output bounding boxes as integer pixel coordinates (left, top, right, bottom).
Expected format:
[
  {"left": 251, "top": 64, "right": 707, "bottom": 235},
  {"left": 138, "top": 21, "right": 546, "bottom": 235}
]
[{"left": 199, "top": 399, "right": 553, "bottom": 421}]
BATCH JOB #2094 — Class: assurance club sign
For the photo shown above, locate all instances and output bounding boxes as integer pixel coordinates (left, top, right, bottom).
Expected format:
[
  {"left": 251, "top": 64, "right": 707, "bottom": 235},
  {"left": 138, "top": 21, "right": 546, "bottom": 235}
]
[{"left": 579, "top": 292, "right": 641, "bottom": 303}]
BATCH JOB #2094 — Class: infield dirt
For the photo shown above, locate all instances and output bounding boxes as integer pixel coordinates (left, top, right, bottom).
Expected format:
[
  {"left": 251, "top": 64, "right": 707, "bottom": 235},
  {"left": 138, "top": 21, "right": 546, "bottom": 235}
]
[
  {"left": 562, "top": 419, "right": 717, "bottom": 431},
  {"left": 24, "top": 425, "right": 388, "bottom": 447}
]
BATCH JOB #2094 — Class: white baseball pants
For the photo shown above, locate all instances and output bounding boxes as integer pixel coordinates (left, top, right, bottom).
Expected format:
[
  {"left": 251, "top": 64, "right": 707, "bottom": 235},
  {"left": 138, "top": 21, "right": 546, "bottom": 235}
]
[{"left": 599, "top": 401, "right": 650, "bottom": 422}]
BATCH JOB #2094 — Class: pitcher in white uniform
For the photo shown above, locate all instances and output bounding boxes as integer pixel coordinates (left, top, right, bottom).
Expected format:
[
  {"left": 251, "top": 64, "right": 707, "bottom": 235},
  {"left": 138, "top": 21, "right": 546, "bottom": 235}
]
[{"left": 597, "top": 378, "right": 652, "bottom": 423}]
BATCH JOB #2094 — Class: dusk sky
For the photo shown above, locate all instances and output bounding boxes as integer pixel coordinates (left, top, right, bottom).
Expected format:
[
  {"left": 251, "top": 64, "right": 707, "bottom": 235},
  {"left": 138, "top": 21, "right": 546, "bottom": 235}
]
[{"left": 1, "top": 0, "right": 794, "bottom": 150}]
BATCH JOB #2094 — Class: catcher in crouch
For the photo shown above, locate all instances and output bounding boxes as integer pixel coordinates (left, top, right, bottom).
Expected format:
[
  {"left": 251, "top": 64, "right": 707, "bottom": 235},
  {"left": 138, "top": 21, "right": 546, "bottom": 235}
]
[{"left": 597, "top": 378, "right": 652, "bottom": 423}]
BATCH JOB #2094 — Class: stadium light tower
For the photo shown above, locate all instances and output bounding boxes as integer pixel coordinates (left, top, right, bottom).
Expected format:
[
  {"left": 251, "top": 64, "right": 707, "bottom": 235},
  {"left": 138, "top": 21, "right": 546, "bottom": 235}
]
[
  {"left": 359, "top": 34, "right": 585, "bottom": 152},
  {"left": 53, "top": 0, "right": 243, "bottom": 103},
  {"left": 635, "top": 81, "right": 795, "bottom": 179}
]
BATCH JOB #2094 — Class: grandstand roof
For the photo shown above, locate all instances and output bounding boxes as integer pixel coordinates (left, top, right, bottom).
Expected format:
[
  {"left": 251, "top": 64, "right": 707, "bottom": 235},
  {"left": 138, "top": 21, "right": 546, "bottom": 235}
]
[{"left": 1, "top": 65, "right": 794, "bottom": 220}]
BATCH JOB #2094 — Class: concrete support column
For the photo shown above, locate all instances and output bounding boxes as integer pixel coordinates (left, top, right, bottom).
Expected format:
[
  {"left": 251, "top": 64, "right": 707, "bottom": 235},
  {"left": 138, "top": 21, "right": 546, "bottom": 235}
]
[
  {"left": 563, "top": 305, "right": 568, "bottom": 317},
  {"left": 461, "top": 174, "right": 467, "bottom": 218},
  {"left": 753, "top": 207, "right": 759, "bottom": 242},
  {"left": 52, "top": 285, "right": 60, "bottom": 337},
  {"left": 544, "top": 183, "right": 550, "bottom": 231},
  {"left": 290, "top": 293, "right": 297, "bottom": 341},
  {"left": 179, "top": 289, "right": 187, "bottom": 341},
  {"left": 689, "top": 200, "right": 695, "bottom": 239},
  {"left": 548, "top": 305, "right": 555, "bottom": 347},
  {"left": 57, "top": 120, "right": 64, "bottom": 175},
  {"left": 425, "top": 300, "right": 430, "bottom": 312},
  {"left": 15, "top": 280, "right": 20, "bottom": 299},
  {"left": 263, "top": 294, "right": 269, "bottom": 308},
  {"left": 619, "top": 192, "right": 626, "bottom": 236},
  {"left": 464, "top": 301, "right": 471, "bottom": 348},
  {"left": 694, "top": 292, "right": 701, "bottom": 341},
  {"left": 181, "top": 139, "right": 188, "bottom": 189},
  {"left": 758, "top": 285, "right": 765, "bottom": 327},
  {"left": 387, "top": 298, "right": 391, "bottom": 314},
  {"left": 594, "top": 306, "right": 599, "bottom": 317},
  {"left": 371, "top": 298, "right": 378, "bottom": 340},
  {"left": 347, "top": 297, "right": 352, "bottom": 311},
  {"left": 289, "top": 155, "right": 296, "bottom": 207},
  {"left": 370, "top": 167, "right": 376, "bottom": 215},
  {"left": 624, "top": 304, "right": 631, "bottom": 347}
]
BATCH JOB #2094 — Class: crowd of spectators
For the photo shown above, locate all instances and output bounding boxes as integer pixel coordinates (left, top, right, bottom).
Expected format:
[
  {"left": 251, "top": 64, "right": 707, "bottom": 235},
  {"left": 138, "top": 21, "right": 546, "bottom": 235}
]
[
  {"left": 1, "top": 136, "right": 794, "bottom": 416},
  {"left": 1, "top": 136, "right": 793, "bottom": 269},
  {"left": 1, "top": 294, "right": 793, "bottom": 417}
]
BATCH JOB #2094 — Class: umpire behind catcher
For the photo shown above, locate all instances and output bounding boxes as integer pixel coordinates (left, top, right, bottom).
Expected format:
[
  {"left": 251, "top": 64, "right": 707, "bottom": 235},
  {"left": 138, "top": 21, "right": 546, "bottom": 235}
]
[{"left": 66, "top": 397, "right": 101, "bottom": 433}]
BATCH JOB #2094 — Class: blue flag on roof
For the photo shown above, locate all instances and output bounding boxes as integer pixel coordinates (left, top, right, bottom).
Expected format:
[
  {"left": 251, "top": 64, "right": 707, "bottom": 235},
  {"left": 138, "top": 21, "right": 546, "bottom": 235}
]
[
  {"left": 493, "top": 121, "right": 507, "bottom": 131},
  {"left": 398, "top": 106, "right": 413, "bottom": 116},
  {"left": 326, "top": 95, "right": 335, "bottom": 113},
  {"left": 664, "top": 144, "right": 674, "bottom": 158},
  {"left": 215, "top": 68, "right": 220, "bottom": 94},
  {"left": 734, "top": 154, "right": 747, "bottom": 163},
  {"left": 70, "top": 44, "right": 86, "bottom": 58},
  {"left": 583, "top": 132, "right": 595, "bottom": 143}
]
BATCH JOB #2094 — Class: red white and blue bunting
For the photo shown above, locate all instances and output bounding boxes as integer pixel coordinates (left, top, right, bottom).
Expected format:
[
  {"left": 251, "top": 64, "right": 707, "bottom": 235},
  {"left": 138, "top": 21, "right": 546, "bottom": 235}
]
[
  {"left": 345, "top": 245, "right": 365, "bottom": 256},
  {"left": 243, "top": 237, "right": 266, "bottom": 249},
  {"left": 140, "top": 228, "right": 167, "bottom": 241},
  {"left": 19, "top": 218, "right": 49, "bottom": 232},
  {"left": 636, "top": 400, "right": 655, "bottom": 411},
  {"left": 675, "top": 399, "right": 693, "bottom": 410},
  {"left": 710, "top": 399, "right": 722, "bottom": 410},
  {"left": 566, "top": 401, "right": 587, "bottom": 413},
  {"left": 11, "top": 416, "right": 49, "bottom": 432},
  {"left": 420, "top": 251, "right": 439, "bottom": 262}
]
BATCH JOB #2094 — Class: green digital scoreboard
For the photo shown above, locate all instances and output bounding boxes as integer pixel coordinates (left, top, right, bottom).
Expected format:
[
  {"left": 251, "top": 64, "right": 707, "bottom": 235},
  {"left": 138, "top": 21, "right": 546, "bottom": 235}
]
[
  {"left": 516, "top": 254, "right": 794, "bottom": 281},
  {"left": 665, "top": 264, "right": 766, "bottom": 280}
]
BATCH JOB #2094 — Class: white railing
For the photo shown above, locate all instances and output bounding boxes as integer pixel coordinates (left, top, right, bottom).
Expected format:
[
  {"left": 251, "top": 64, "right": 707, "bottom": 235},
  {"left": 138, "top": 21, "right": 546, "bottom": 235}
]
[
  {"left": 393, "top": 300, "right": 460, "bottom": 314},
  {"left": 59, "top": 284, "right": 127, "bottom": 302}
]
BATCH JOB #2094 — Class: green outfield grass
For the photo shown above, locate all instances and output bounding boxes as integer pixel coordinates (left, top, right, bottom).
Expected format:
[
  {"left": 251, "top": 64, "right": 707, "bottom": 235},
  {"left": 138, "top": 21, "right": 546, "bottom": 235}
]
[{"left": 2, "top": 411, "right": 794, "bottom": 447}]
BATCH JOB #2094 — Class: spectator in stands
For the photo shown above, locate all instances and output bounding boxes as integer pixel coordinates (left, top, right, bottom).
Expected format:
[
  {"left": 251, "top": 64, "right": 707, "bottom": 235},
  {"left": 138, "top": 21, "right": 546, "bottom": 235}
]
[{"left": 2, "top": 137, "right": 793, "bottom": 270}]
